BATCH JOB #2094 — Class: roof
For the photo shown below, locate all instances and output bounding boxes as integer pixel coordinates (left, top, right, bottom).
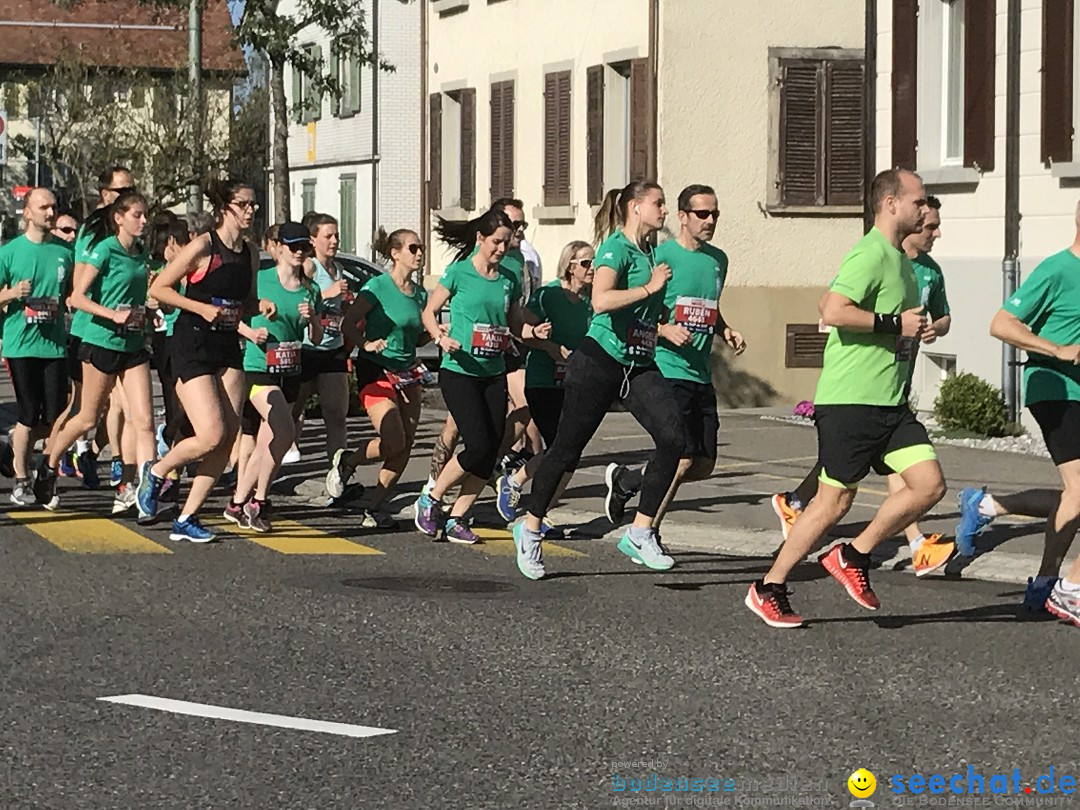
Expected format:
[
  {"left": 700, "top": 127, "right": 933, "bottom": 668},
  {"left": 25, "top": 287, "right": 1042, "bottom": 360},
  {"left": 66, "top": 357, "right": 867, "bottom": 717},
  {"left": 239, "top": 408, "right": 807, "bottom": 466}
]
[{"left": 0, "top": 0, "right": 244, "bottom": 74}]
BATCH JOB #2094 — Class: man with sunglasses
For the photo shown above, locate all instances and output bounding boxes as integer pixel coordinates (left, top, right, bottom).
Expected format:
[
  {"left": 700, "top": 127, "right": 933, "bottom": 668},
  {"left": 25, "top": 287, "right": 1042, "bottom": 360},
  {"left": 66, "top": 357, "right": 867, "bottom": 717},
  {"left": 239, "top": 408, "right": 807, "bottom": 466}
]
[
  {"left": 52, "top": 213, "right": 79, "bottom": 245},
  {"left": 601, "top": 185, "right": 744, "bottom": 534}
]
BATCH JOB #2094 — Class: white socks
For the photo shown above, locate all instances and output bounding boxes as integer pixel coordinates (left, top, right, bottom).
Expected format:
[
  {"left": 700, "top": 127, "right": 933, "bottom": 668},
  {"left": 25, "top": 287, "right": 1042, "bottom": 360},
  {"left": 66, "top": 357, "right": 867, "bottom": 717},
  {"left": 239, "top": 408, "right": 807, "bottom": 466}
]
[
  {"left": 1059, "top": 578, "right": 1080, "bottom": 593},
  {"left": 978, "top": 493, "right": 998, "bottom": 518},
  {"left": 75, "top": 439, "right": 89, "bottom": 455},
  {"left": 909, "top": 534, "right": 927, "bottom": 553}
]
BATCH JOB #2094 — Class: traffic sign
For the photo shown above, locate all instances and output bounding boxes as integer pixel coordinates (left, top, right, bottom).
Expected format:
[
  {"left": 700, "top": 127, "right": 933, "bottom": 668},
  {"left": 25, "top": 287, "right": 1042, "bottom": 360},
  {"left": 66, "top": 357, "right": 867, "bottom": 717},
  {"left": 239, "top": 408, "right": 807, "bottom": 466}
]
[{"left": 0, "top": 109, "right": 6, "bottom": 166}]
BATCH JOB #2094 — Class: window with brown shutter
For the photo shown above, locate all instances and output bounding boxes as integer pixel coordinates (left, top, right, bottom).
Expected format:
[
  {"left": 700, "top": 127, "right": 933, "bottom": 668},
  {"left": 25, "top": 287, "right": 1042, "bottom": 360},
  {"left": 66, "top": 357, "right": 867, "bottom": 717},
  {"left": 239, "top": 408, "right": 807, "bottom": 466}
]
[
  {"left": 429, "top": 93, "right": 442, "bottom": 210},
  {"left": 892, "top": 0, "right": 918, "bottom": 170},
  {"left": 490, "top": 80, "right": 515, "bottom": 200},
  {"left": 629, "top": 58, "right": 654, "bottom": 181},
  {"left": 459, "top": 87, "right": 476, "bottom": 211},
  {"left": 963, "top": 1, "right": 995, "bottom": 172},
  {"left": 586, "top": 66, "right": 605, "bottom": 205},
  {"left": 1042, "top": 0, "right": 1074, "bottom": 166},
  {"left": 544, "top": 70, "right": 572, "bottom": 207},
  {"left": 773, "top": 52, "right": 865, "bottom": 209}
]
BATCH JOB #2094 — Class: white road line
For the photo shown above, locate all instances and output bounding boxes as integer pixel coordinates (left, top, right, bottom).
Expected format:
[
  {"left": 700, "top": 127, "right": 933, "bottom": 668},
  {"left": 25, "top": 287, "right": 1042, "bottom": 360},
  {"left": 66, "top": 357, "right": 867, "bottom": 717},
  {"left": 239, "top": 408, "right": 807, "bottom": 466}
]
[{"left": 98, "top": 694, "right": 398, "bottom": 739}]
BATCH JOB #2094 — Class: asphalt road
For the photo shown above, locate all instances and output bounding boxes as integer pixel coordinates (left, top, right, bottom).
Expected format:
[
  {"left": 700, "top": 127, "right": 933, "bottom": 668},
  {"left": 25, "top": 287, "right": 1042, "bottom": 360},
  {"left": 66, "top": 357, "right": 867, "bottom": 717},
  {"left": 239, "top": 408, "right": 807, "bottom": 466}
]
[{"left": 2, "top": 409, "right": 1079, "bottom": 809}]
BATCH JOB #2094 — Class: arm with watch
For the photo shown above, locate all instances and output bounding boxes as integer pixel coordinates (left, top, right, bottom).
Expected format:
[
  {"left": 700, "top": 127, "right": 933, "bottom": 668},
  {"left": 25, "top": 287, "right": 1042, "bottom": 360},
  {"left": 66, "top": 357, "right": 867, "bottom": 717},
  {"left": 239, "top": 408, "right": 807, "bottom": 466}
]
[{"left": 818, "top": 291, "right": 926, "bottom": 338}]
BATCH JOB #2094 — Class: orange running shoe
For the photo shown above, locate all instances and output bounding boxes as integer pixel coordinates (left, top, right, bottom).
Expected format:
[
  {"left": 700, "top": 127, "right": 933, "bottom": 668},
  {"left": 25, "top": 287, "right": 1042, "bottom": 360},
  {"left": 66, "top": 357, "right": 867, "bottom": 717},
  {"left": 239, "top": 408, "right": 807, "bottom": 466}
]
[
  {"left": 912, "top": 533, "right": 955, "bottom": 577},
  {"left": 770, "top": 492, "right": 801, "bottom": 540}
]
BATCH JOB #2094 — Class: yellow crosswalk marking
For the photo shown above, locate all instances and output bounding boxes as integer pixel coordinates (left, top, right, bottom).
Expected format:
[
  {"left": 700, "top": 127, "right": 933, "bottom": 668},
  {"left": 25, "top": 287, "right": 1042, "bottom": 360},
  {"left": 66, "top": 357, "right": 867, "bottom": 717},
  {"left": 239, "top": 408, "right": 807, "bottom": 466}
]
[
  {"left": 7, "top": 510, "right": 172, "bottom": 554},
  {"left": 469, "top": 526, "right": 586, "bottom": 558},
  {"left": 210, "top": 518, "right": 383, "bottom": 555}
]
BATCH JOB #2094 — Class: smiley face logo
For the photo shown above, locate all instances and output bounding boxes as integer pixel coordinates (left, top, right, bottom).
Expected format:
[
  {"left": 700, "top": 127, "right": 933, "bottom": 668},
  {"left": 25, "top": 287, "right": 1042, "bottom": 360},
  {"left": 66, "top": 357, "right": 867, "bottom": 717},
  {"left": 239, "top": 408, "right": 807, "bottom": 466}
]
[{"left": 848, "top": 769, "right": 876, "bottom": 798}]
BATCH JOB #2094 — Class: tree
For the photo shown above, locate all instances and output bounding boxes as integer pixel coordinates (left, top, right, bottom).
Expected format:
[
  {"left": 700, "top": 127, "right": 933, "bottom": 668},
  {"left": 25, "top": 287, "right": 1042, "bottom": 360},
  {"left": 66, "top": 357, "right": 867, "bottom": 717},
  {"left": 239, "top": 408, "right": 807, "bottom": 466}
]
[{"left": 228, "top": 80, "right": 271, "bottom": 231}]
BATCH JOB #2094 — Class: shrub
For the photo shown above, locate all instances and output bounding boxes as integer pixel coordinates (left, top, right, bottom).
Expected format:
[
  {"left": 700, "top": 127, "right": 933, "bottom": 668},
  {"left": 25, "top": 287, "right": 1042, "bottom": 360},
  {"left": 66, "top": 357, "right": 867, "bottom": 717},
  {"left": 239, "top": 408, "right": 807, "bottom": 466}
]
[{"left": 933, "top": 372, "right": 1007, "bottom": 437}]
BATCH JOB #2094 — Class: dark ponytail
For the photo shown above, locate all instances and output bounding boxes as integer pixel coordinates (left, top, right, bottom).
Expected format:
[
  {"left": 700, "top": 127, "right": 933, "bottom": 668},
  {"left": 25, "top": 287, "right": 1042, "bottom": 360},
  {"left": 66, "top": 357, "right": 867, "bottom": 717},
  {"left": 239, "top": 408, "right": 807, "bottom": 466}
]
[
  {"left": 86, "top": 190, "right": 147, "bottom": 251},
  {"left": 435, "top": 207, "right": 512, "bottom": 262},
  {"left": 205, "top": 177, "right": 251, "bottom": 227},
  {"left": 373, "top": 226, "right": 418, "bottom": 263},
  {"left": 592, "top": 180, "right": 663, "bottom": 245}
]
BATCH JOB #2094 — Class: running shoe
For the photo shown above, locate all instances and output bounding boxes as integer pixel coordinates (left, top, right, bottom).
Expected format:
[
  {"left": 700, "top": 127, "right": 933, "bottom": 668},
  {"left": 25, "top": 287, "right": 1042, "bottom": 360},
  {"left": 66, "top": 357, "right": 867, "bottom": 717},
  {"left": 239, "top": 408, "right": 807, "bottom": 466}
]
[
  {"left": 58, "top": 452, "right": 77, "bottom": 478},
  {"left": 912, "top": 534, "right": 955, "bottom": 577},
  {"left": 513, "top": 521, "right": 545, "bottom": 580},
  {"left": 219, "top": 466, "right": 237, "bottom": 492},
  {"left": 360, "top": 509, "right": 397, "bottom": 530},
  {"left": 745, "top": 581, "right": 804, "bottom": 629},
  {"left": 136, "top": 461, "right": 162, "bottom": 524},
  {"left": 604, "top": 463, "right": 635, "bottom": 525},
  {"left": 770, "top": 492, "right": 801, "bottom": 540},
  {"left": 821, "top": 543, "right": 880, "bottom": 610},
  {"left": 155, "top": 424, "right": 169, "bottom": 459},
  {"left": 282, "top": 447, "right": 301, "bottom": 465},
  {"left": 169, "top": 516, "right": 216, "bottom": 544},
  {"left": 10, "top": 478, "right": 34, "bottom": 506},
  {"left": 616, "top": 528, "right": 675, "bottom": 570},
  {"left": 76, "top": 450, "right": 99, "bottom": 489},
  {"left": 0, "top": 440, "right": 14, "bottom": 478},
  {"left": 32, "top": 459, "right": 57, "bottom": 508},
  {"left": 444, "top": 517, "right": 479, "bottom": 545},
  {"left": 955, "top": 486, "right": 994, "bottom": 556},
  {"left": 112, "top": 484, "right": 136, "bottom": 515},
  {"left": 1024, "top": 577, "right": 1058, "bottom": 611},
  {"left": 109, "top": 459, "right": 123, "bottom": 488},
  {"left": 325, "top": 448, "right": 354, "bottom": 500},
  {"left": 414, "top": 492, "right": 440, "bottom": 537},
  {"left": 1045, "top": 582, "right": 1080, "bottom": 626},
  {"left": 495, "top": 472, "right": 521, "bottom": 522},
  {"left": 223, "top": 500, "right": 247, "bottom": 528},
  {"left": 243, "top": 499, "right": 271, "bottom": 533}
]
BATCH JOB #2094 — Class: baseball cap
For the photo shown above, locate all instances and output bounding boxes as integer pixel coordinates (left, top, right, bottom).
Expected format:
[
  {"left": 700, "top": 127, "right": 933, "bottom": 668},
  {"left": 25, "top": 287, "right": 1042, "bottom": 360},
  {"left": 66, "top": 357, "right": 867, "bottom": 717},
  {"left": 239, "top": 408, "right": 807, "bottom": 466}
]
[{"left": 278, "top": 222, "right": 311, "bottom": 247}]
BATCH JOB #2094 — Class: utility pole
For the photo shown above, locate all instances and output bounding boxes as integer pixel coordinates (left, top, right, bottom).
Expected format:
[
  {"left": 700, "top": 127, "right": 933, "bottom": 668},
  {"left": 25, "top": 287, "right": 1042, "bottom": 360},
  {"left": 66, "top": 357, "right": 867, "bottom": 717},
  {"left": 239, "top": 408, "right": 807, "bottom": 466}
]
[
  {"left": 187, "top": 0, "right": 203, "bottom": 214},
  {"left": 1002, "top": 0, "right": 1021, "bottom": 422}
]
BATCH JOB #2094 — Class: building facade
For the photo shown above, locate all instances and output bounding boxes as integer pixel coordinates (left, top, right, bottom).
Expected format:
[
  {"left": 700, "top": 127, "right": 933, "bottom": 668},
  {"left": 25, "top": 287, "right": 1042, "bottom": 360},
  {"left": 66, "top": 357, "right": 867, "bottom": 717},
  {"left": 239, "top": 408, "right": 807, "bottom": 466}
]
[{"left": 273, "top": 0, "right": 421, "bottom": 257}]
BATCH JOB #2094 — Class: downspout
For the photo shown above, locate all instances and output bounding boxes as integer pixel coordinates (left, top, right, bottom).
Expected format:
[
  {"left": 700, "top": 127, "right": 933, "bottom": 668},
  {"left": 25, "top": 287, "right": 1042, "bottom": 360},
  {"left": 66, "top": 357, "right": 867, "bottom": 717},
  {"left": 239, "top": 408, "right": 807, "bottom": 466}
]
[
  {"left": 370, "top": 0, "right": 381, "bottom": 260},
  {"left": 1003, "top": 0, "right": 1021, "bottom": 422},
  {"left": 648, "top": 0, "right": 659, "bottom": 180},
  {"left": 420, "top": 0, "right": 429, "bottom": 273},
  {"left": 863, "top": 0, "right": 877, "bottom": 234}
]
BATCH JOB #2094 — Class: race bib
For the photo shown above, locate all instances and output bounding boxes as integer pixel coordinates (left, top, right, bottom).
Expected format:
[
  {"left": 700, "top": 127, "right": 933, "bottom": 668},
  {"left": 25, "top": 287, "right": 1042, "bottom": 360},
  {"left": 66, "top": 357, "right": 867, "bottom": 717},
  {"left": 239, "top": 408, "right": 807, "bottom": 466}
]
[
  {"left": 626, "top": 319, "right": 658, "bottom": 359},
  {"left": 25, "top": 296, "right": 59, "bottom": 324},
  {"left": 385, "top": 363, "right": 434, "bottom": 390},
  {"left": 321, "top": 306, "right": 344, "bottom": 337},
  {"left": 115, "top": 304, "right": 146, "bottom": 334},
  {"left": 554, "top": 361, "right": 569, "bottom": 386},
  {"left": 471, "top": 323, "right": 511, "bottom": 357},
  {"left": 673, "top": 296, "right": 718, "bottom": 335},
  {"left": 265, "top": 340, "right": 302, "bottom": 375},
  {"left": 895, "top": 336, "right": 917, "bottom": 363},
  {"left": 211, "top": 297, "right": 242, "bottom": 332}
]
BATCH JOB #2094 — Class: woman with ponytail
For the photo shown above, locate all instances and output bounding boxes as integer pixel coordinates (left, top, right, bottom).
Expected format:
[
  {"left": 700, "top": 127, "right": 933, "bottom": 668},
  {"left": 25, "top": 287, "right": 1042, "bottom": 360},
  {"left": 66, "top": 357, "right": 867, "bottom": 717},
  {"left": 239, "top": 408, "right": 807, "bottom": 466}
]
[
  {"left": 511, "top": 181, "right": 685, "bottom": 581},
  {"left": 327, "top": 226, "right": 429, "bottom": 528}
]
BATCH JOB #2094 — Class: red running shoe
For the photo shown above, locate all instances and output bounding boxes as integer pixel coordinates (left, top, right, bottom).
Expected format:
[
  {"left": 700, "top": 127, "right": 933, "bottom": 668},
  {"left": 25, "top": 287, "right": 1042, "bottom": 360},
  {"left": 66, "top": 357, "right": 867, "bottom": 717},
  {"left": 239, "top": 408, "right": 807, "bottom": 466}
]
[
  {"left": 821, "top": 543, "right": 880, "bottom": 610},
  {"left": 745, "top": 581, "right": 804, "bottom": 628}
]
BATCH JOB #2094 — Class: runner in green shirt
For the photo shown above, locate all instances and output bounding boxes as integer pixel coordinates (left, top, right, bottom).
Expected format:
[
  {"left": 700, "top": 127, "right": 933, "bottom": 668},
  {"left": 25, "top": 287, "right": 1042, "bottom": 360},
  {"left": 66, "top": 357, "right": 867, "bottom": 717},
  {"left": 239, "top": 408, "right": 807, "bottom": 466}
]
[
  {"left": 328, "top": 227, "right": 431, "bottom": 526},
  {"left": 0, "top": 188, "right": 74, "bottom": 502},
  {"left": 747, "top": 168, "right": 945, "bottom": 630}
]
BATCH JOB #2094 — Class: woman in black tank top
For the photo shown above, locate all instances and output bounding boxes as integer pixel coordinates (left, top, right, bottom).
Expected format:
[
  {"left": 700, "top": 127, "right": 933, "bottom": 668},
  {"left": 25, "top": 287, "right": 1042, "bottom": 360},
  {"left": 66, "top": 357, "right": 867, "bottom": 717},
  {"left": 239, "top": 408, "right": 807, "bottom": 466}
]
[{"left": 143, "top": 179, "right": 273, "bottom": 543}]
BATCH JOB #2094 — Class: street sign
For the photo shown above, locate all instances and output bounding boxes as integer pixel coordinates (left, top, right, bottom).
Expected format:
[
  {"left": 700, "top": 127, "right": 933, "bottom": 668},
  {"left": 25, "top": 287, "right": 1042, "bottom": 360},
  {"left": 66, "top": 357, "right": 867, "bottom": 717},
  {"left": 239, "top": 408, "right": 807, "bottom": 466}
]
[{"left": 0, "top": 109, "right": 7, "bottom": 166}]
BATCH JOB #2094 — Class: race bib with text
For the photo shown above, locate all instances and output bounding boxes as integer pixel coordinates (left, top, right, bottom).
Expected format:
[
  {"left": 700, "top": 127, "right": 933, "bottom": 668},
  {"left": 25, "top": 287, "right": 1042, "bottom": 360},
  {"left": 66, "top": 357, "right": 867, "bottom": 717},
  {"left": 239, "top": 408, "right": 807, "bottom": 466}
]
[
  {"left": 673, "top": 296, "right": 718, "bottom": 335},
  {"left": 265, "top": 340, "right": 302, "bottom": 375},
  {"left": 471, "top": 324, "right": 511, "bottom": 357}
]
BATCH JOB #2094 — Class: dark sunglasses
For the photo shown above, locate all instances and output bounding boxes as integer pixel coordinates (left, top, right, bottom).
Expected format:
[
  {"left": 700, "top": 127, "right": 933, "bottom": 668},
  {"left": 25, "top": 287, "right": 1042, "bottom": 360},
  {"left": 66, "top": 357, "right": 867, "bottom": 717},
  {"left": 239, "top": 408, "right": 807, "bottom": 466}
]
[
  {"left": 510, "top": 220, "right": 528, "bottom": 231},
  {"left": 283, "top": 241, "right": 311, "bottom": 253},
  {"left": 572, "top": 258, "right": 593, "bottom": 269},
  {"left": 56, "top": 226, "right": 77, "bottom": 234},
  {"left": 689, "top": 209, "right": 720, "bottom": 221},
  {"left": 107, "top": 186, "right": 135, "bottom": 195},
  {"left": 407, "top": 243, "right": 425, "bottom": 255}
]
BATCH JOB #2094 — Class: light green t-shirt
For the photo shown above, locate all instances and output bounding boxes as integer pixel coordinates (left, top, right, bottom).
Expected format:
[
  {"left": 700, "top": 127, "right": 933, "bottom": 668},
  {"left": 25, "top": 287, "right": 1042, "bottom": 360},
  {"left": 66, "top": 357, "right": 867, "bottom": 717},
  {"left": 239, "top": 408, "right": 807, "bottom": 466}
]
[
  {"left": 653, "top": 239, "right": 728, "bottom": 384},
  {"left": 357, "top": 273, "right": 428, "bottom": 371},
  {"left": 243, "top": 267, "right": 321, "bottom": 375},
  {"left": 0, "top": 234, "right": 73, "bottom": 359},
  {"left": 585, "top": 230, "right": 665, "bottom": 366},
  {"left": 438, "top": 257, "right": 521, "bottom": 378},
  {"left": 524, "top": 280, "right": 592, "bottom": 389},
  {"left": 77, "top": 235, "right": 150, "bottom": 353},
  {"left": 1003, "top": 249, "right": 1080, "bottom": 405},
  {"left": 814, "top": 227, "right": 920, "bottom": 407}
]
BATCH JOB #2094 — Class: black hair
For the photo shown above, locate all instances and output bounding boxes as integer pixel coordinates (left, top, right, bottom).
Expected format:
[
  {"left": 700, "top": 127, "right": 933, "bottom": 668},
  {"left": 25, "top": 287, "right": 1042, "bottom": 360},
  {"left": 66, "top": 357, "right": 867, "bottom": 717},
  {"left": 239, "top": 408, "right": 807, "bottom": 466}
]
[
  {"left": 492, "top": 198, "right": 524, "bottom": 213},
  {"left": 205, "top": 177, "right": 253, "bottom": 227},
  {"left": 150, "top": 212, "right": 192, "bottom": 261},
  {"left": 927, "top": 195, "right": 942, "bottom": 210},
  {"left": 85, "top": 190, "right": 148, "bottom": 250},
  {"left": 592, "top": 181, "right": 663, "bottom": 244},
  {"left": 373, "top": 226, "right": 419, "bottom": 262},
  {"left": 677, "top": 184, "right": 716, "bottom": 212},
  {"left": 435, "top": 207, "right": 513, "bottom": 262},
  {"left": 301, "top": 210, "right": 322, "bottom": 230},
  {"left": 97, "top": 166, "right": 132, "bottom": 193}
]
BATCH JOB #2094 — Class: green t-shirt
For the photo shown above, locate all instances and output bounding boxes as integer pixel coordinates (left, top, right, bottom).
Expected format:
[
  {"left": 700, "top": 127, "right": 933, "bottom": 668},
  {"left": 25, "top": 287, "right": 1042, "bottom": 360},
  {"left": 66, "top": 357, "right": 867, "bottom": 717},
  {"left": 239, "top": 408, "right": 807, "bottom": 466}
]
[
  {"left": 438, "top": 257, "right": 521, "bottom": 378},
  {"left": 69, "top": 223, "right": 99, "bottom": 339},
  {"left": 357, "top": 273, "right": 428, "bottom": 371},
  {"left": 653, "top": 239, "right": 729, "bottom": 384},
  {"left": 243, "top": 267, "right": 321, "bottom": 375},
  {"left": 912, "top": 252, "right": 950, "bottom": 320},
  {"left": 1002, "top": 249, "right": 1080, "bottom": 405},
  {"left": 76, "top": 236, "right": 150, "bottom": 353},
  {"left": 524, "top": 280, "right": 593, "bottom": 389},
  {"left": 585, "top": 230, "right": 665, "bottom": 366},
  {"left": 0, "top": 234, "right": 74, "bottom": 359},
  {"left": 814, "top": 227, "right": 920, "bottom": 407}
]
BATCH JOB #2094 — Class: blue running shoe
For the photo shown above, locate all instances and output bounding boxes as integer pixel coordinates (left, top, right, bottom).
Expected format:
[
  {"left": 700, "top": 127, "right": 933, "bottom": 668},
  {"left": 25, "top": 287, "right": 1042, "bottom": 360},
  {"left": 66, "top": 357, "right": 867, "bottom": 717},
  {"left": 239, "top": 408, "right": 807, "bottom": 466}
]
[
  {"left": 169, "top": 516, "right": 216, "bottom": 543},
  {"left": 77, "top": 450, "right": 99, "bottom": 489},
  {"left": 58, "top": 451, "right": 77, "bottom": 478},
  {"left": 156, "top": 424, "right": 169, "bottom": 459},
  {"left": 110, "top": 459, "right": 123, "bottom": 488},
  {"left": 136, "top": 461, "right": 162, "bottom": 524},
  {"left": 495, "top": 472, "right": 521, "bottom": 522},
  {"left": 1024, "top": 577, "right": 1058, "bottom": 611},
  {"left": 955, "top": 486, "right": 994, "bottom": 556}
]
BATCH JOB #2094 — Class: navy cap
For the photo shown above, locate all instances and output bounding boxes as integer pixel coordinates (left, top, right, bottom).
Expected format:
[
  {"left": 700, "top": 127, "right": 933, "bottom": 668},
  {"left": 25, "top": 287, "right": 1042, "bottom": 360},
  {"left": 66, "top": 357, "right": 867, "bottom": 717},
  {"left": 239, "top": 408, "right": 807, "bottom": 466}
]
[{"left": 279, "top": 222, "right": 310, "bottom": 246}]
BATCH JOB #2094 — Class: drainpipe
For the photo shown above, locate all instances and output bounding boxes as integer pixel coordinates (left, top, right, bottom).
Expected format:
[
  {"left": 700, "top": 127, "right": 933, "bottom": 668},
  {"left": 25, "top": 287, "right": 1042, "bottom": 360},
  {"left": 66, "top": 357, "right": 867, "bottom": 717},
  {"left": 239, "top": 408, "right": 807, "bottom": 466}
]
[
  {"left": 648, "top": 0, "right": 658, "bottom": 179},
  {"left": 420, "top": 0, "right": 429, "bottom": 271},
  {"left": 370, "top": 0, "right": 380, "bottom": 260},
  {"left": 863, "top": 0, "right": 876, "bottom": 234},
  {"left": 1002, "top": 0, "right": 1021, "bottom": 422}
]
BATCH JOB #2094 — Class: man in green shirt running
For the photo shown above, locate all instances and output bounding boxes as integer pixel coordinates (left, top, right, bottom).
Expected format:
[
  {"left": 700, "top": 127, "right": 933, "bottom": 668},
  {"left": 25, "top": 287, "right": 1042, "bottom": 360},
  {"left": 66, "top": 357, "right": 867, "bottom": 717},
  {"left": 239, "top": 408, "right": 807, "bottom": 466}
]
[{"left": 746, "top": 168, "right": 944, "bottom": 629}]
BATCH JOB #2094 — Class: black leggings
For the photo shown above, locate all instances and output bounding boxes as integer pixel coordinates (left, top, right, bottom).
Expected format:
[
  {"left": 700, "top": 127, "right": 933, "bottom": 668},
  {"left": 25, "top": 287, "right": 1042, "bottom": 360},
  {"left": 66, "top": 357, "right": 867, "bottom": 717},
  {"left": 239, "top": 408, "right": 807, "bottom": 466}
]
[
  {"left": 527, "top": 338, "right": 684, "bottom": 519},
  {"left": 439, "top": 369, "right": 508, "bottom": 479}
]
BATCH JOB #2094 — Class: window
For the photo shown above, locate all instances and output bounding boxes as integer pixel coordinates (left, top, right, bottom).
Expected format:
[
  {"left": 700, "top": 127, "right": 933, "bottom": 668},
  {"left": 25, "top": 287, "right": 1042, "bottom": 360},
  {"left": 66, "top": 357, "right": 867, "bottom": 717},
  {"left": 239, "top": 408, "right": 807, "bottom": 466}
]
[
  {"left": 339, "top": 175, "right": 357, "bottom": 253},
  {"left": 333, "top": 40, "right": 362, "bottom": 118},
  {"left": 490, "top": 80, "right": 515, "bottom": 200},
  {"left": 1041, "top": 0, "right": 1076, "bottom": 166},
  {"left": 427, "top": 87, "right": 476, "bottom": 211},
  {"left": 768, "top": 49, "right": 865, "bottom": 210},
  {"left": 543, "top": 70, "right": 571, "bottom": 206},
  {"left": 292, "top": 44, "right": 323, "bottom": 124},
  {"left": 941, "top": 0, "right": 965, "bottom": 165},
  {"left": 590, "top": 58, "right": 654, "bottom": 197},
  {"left": 301, "top": 179, "right": 316, "bottom": 217}
]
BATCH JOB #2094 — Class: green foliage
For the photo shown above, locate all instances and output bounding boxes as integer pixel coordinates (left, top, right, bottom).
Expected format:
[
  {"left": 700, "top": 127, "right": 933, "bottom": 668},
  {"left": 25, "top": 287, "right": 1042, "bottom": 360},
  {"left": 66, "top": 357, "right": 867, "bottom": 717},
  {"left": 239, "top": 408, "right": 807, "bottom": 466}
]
[{"left": 933, "top": 372, "right": 1008, "bottom": 438}]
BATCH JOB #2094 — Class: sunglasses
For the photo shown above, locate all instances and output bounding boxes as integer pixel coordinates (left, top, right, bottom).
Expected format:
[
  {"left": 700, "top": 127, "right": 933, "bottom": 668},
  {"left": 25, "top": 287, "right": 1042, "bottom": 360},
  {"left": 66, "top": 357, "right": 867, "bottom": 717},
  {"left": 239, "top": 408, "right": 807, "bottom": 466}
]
[
  {"left": 56, "top": 226, "right": 77, "bottom": 235},
  {"left": 689, "top": 209, "right": 720, "bottom": 221},
  {"left": 232, "top": 200, "right": 259, "bottom": 212},
  {"left": 107, "top": 186, "right": 135, "bottom": 195},
  {"left": 510, "top": 220, "right": 528, "bottom": 231},
  {"left": 283, "top": 242, "right": 311, "bottom": 253},
  {"left": 572, "top": 258, "right": 593, "bottom": 269},
  {"left": 407, "top": 243, "right": 425, "bottom": 255}
]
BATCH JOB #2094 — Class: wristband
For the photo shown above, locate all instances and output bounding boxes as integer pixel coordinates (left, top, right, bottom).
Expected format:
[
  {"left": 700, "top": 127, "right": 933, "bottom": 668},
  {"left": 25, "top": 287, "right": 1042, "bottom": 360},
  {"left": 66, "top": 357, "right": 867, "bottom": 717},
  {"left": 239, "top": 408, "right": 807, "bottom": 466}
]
[{"left": 873, "top": 313, "right": 901, "bottom": 335}]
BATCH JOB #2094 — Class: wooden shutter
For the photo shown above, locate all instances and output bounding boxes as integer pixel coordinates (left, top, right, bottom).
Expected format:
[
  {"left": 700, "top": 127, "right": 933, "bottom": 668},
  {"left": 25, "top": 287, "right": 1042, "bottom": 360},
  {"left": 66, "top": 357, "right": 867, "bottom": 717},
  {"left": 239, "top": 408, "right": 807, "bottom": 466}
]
[
  {"left": 292, "top": 64, "right": 303, "bottom": 123},
  {"left": 544, "top": 70, "right": 572, "bottom": 207},
  {"left": 459, "top": 87, "right": 476, "bottom": 210},
  {"left": 429, "top": 93, "right": 442, "bottom": 210},
  {"left": 964, "top": 1, "right": 995, "bottom": 171},
  {"left": 331, "top": 44, "right": 342, "bottom": 117},
  {"left": 349, "top": 52, "right": 362, "bottom": 113},
  {"left": 825, "top": 60, "right": 865, "bottom": 205},
  {"left": 629, "top": 58, "right": 653, "bottom": 181},
  {"left": 490, "top": 80, "right": 515, "bottom": 200},
  {"left": 778, "top": 59, "right": 821, "bottom": 206},
  {"left": 891, "top": 0, "right": 918, "bottom": 170},
  {"left": 1042, "top": 0, "right": 1074, "bottom": 165},
  {"left": 586, "top": 65, "right": 605, "bottom": 205}
]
